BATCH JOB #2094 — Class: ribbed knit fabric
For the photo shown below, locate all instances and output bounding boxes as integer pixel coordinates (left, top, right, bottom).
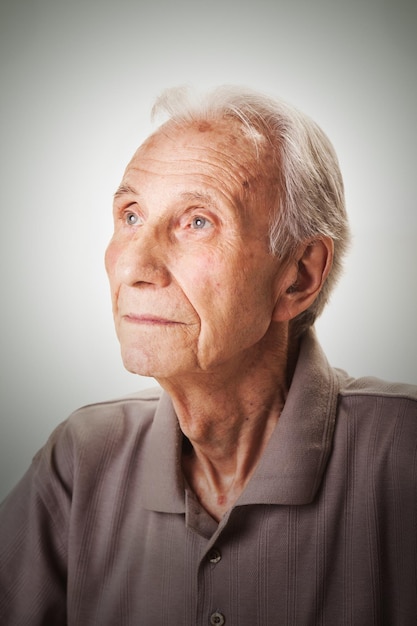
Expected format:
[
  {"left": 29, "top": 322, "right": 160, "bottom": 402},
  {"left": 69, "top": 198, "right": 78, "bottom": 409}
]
[{"left": 1, "top": 330, "right": 416, "bottom": 625}]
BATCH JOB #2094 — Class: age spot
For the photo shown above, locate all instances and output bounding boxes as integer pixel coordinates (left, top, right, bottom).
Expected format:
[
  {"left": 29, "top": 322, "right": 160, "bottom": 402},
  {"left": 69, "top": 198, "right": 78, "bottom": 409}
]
[{"left": 197, "top": 121, "right": 213, "bottom": 133}]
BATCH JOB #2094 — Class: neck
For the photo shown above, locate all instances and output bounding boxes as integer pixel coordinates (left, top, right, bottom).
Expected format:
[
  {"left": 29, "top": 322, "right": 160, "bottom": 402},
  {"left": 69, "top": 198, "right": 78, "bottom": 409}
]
[{"left": 157, "top": 323, "right": 299, "bottom": 521}]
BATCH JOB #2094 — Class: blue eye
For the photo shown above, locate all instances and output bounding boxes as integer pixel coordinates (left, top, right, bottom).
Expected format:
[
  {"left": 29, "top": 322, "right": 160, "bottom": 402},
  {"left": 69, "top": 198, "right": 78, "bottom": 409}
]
[
  {"left": 126, "top": 212, "right": 139, "bottom": 225},
  {"left": 191, "top": 216, "right": 209, "bottom": 229}
]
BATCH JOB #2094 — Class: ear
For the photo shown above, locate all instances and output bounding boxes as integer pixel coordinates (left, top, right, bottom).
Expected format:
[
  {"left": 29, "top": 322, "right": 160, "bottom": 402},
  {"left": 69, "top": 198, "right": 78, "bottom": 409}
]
[{"left": 272, "top": 236, "right": 334, "bottom": 322}]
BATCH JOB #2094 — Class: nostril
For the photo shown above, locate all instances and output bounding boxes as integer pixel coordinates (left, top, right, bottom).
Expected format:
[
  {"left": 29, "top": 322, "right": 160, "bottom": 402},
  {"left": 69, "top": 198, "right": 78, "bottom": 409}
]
[{"left": 117, "top": 252, "right": 171, "bottom": 288}]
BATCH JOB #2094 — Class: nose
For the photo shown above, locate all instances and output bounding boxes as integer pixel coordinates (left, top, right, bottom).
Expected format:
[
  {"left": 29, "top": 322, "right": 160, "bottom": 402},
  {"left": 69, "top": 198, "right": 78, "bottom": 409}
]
[{"left": 106, "top": 225, "right": 171, "bottom": 288}]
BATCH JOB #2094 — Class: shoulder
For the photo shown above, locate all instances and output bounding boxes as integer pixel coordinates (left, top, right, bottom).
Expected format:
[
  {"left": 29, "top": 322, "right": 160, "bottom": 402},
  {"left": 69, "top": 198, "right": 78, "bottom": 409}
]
[
  {"left": 332, "top": 372, "right": 417, "bottom": 467},
  {"left": 336, "top": 372, "right": 417, "bottom": 424},
  {"left": 31, "top": 387, "right": 163, "bottom": 495},
  {"left": 338, "top": 372, "right": 417, "bottom": 403},
  {"left": 65, "top": 386, "right": 163, "bottom": 439},
  {"left": 63, "top": 385, "right": 163, "bottom": 447}
]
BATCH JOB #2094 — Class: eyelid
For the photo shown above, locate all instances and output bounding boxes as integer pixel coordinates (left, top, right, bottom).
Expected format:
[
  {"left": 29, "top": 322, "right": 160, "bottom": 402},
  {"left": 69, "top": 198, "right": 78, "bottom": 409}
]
[
  {"left": 180, "top": 207, "right": 217, "bottom": 226},
  {"left": 114, "top": 201, "right": 144, "bottom": 227}
]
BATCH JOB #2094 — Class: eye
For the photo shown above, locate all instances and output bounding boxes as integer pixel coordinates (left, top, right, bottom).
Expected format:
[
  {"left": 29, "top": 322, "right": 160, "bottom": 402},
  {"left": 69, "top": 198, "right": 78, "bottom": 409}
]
[
  {"left": 190, "top": 215, "right": 211, "bottom": 229},
  {"left": 125, "top": 211, "right": 141, "bottom": 226}
]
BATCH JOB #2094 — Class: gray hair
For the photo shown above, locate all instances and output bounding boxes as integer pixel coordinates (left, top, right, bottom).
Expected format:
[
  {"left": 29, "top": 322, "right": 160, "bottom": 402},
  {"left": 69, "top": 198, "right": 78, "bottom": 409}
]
[{"left": 151, "top": 85, "right": 351, "bottom": 336}]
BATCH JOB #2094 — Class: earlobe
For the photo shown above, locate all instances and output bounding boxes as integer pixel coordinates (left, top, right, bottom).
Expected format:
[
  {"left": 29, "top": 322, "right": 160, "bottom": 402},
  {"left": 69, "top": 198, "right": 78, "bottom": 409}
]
[{"left": 272, "top": 237, "right": 334, "bottom": 322}]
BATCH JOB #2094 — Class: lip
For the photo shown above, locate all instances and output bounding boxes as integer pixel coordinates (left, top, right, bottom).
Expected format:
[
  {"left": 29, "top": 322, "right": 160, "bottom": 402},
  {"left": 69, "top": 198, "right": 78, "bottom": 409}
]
[{"left": 123, "top": 314, "right": 182, "bottom": 326}]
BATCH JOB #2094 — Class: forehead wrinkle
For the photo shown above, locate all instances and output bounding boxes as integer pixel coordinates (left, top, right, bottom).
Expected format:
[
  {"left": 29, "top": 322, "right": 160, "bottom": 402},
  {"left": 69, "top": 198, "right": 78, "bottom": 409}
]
[
  {"left": 144, "top": 125, "right": 259, "bottom": 180},
  {"left": 193, "top": 143, "right": 265, "bottom": 202},
  {"left": 187, "top": 140, "right": 258, "bottom": 177},
  {"left": 127, "top": 153, "right": 251, "bottom": 201}
]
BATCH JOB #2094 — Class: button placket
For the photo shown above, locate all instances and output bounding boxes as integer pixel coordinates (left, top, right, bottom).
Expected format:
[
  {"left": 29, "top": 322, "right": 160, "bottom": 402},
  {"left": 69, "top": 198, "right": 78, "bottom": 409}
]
[{"left": 198, "top": 540, "right": 227, "bottom": 625}]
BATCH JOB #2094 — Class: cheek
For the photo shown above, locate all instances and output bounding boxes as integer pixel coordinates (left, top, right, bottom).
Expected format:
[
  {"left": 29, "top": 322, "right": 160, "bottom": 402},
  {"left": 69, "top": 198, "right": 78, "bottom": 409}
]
[
  {"left": 105, "top": 239, "right": 126, "bottom": 291},
  {"left": 183, "top": 257, "right": 225, "bottom": 305},
  {"left": 104, "top": 240, "right": 124, "bottom": 308},
  {"left": 104, "top": 239, "right": 117, "bottom": 277}
]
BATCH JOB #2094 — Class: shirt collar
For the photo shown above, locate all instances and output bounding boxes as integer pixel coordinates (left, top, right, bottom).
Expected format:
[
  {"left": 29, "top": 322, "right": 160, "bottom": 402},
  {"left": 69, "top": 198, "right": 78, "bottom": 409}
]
[
  {"left": 238, "top": 329, "right": 340, "bottom": 505},
  {"left": 142, "top": 391, "right": 186, "bottom": 513},
  {"left": 142, "top": 329, "right": 340, "bottom": 511}
]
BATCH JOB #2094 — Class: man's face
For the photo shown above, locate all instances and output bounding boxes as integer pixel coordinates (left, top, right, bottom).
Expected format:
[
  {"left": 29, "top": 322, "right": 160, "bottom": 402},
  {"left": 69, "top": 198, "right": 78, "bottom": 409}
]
[{"left": 105, "top": 120, "right": 288, "bottom": 381}]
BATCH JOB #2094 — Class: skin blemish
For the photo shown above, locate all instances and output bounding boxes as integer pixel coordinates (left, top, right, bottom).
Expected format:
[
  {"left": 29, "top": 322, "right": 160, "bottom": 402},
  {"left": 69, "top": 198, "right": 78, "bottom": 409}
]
[{"left": 197, "top": 121, "right": 213, "bottom": 133}]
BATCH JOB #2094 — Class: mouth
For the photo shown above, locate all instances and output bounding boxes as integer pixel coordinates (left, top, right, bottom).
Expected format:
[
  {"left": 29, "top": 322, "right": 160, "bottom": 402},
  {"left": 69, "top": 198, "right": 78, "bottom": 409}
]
[{"left": 122, "top": 314, "right": 183, "bottom": 326}]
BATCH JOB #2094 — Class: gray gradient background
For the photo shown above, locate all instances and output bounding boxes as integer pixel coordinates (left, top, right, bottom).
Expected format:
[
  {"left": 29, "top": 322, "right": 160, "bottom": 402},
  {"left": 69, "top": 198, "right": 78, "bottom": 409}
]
[{"left": 0, "top": 0, "right": 416, "bottom": 501}]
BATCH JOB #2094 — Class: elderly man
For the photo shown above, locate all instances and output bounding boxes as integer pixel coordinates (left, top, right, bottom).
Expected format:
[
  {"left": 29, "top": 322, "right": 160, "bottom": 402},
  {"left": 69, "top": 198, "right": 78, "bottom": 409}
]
[{"left": 1, "top": 86, "right": 416, "bottom": 625}]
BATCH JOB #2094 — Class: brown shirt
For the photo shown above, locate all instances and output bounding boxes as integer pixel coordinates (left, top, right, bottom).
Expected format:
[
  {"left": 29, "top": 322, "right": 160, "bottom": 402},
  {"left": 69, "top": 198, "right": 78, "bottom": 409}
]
[{"left": 1, "top": 330, "right": 417, "bottom": 625}]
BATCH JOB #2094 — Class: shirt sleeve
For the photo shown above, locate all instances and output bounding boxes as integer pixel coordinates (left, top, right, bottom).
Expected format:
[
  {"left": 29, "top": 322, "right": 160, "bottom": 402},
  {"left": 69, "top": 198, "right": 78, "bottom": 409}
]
[{"left": 0, "top": 422, "right": 71, "bottom": 625}]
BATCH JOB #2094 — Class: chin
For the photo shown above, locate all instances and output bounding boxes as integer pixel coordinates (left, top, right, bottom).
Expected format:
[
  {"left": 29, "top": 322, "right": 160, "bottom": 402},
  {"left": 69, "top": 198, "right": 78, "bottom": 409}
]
[
  {"left": 122, "top": 355, "right": 159, "bottom": 378},
  {"left": 120, "top": 348, "right": 185, "bottom": 380}
]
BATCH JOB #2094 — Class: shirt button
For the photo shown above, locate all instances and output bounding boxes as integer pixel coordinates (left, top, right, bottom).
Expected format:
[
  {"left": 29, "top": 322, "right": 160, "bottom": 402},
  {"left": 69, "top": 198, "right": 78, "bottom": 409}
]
[
  {"left": 208, "top": 548, "right": 222, "bottom": 564},
  {"left": 210, "top": 611, "right": 225, "bottom": 625}
]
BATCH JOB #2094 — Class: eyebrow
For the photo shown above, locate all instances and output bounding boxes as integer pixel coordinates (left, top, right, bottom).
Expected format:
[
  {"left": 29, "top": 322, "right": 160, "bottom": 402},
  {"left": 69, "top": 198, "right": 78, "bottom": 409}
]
[
  {"left": 113, "top": 187, "right": 218, "bottom": 208},
  {"left": 179, "top": 191, "right": 217, "bottom": 207},
  {"left": 113, "top": 183, "right": 137, "bottom": 199}
]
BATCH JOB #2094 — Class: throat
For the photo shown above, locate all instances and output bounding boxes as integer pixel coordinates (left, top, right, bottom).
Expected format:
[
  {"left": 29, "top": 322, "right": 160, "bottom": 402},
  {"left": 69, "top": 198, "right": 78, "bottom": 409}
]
[
  {"left": 217, "top": 494, "right": 227, "bottom": 507},
  {"left": 182, "top": 450, "right": 249, "bottom": 522},
  {"left": 177, "top": 375, "right": 288, "bottom": 522}
]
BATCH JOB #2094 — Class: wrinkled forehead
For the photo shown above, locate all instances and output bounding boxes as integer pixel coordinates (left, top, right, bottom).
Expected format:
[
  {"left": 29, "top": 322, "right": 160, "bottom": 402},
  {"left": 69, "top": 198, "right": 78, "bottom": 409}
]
[{"left": 127, "top": 117, "right": 274, "bottom": 188}]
